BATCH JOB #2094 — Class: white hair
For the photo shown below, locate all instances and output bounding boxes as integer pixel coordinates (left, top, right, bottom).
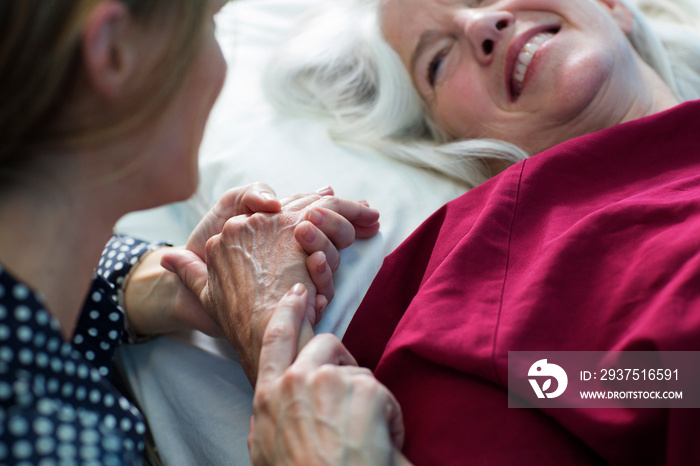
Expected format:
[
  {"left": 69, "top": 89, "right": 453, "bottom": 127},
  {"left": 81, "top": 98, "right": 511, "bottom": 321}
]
[{"left": 264, "top": 0, "right": 700, "bottom": 188}]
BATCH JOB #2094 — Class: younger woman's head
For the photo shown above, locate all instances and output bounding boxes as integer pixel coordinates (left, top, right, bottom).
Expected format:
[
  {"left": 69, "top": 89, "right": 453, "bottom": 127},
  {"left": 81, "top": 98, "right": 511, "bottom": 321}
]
[{"left": 0, "top": 0, "right": 227, "bottom": 204}]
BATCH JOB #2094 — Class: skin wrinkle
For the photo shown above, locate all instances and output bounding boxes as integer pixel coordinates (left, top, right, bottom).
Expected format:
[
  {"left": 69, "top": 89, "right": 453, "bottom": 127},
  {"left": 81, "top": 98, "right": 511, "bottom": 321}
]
[{"left": 218, "top": 214, "right": 316, "bottom": 376}]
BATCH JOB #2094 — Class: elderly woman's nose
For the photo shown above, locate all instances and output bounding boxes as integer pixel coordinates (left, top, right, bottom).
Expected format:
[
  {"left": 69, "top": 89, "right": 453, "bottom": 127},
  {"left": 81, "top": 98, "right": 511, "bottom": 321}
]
[{"left": 455, "top": 10, "right": 513, "bottom": 64}]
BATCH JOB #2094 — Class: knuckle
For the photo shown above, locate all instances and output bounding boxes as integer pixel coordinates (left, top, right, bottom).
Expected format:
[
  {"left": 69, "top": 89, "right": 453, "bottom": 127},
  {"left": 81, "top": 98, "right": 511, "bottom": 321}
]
[
  {"left": 314, "top": 195, "right": 338, "bottom": 206},
  {"left": 223, "top": 186, "right": 245, "bottom": 198},
  {"left": 316, "top": 333, "right": 341, "bottom": 347},
  {"left": 221, "top": 216, "right": 245, "bottom": 236},
  {"left": 246, "top": 212, "right": 265, "bottom": 227},
  {"left": 221, "top": 187, "right": 244, "bottom": 204},
  {"left": 327, "top": 251, "right": 341, "bottom": 271},
  {"left": 279, "top": 367, "right": 307, "bottom": 394},
  {"left": 253, "top": 387, "right": 273, "bottom": 412},
  {"left": 337, "top": 229, "right": 356, "bottom": 250},
  {"left": 353, "top": 373, "right": 386, "bottom": 398},
  {"left": 262, "top": 322, "right": 292, "bottom": 346},
  {"left": 308, "top": 364, "right": 340, "bottom": 387},
  {"left": 317, "top": 271, "right": 334, "bottom": 291},
  {"left": 287, "top": 194, "right": 322, "bottom": 211},
  {"left": 204, "top": 234, "right": 220, "bottom": 258},
  {"left": 218, "top": 189, "right": 246, "bottom": 215}
]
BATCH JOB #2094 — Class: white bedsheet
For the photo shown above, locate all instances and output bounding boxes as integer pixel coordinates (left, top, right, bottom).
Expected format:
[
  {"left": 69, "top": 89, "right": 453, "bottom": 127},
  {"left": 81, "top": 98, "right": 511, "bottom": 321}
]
[{"left": 114, "top": 1, "right": 467, "bottom": 463}]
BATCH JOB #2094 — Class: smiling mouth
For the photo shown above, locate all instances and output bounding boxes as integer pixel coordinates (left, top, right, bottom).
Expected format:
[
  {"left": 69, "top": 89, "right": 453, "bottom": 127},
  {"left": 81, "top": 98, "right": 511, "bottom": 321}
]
[{"left": 512, "top": 28, "right": 559, "bottom": 100}]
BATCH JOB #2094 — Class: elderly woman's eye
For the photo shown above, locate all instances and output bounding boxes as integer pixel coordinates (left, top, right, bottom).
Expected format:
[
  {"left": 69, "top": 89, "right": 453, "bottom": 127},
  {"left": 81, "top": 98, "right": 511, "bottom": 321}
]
[{"left": 428, "top": 49, "right": 448, "bottom": 87}]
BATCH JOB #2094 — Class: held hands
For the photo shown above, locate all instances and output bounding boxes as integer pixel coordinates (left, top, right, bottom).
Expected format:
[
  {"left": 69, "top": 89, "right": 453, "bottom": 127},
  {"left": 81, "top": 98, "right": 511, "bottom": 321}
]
[
  {"left": 250, "top": 284, "right": 409, "bottom": 466},
  {"left": 122, "top": 183, "right": 285, "bottom": 338},
  {"left": 122, "top": 182, "right": 379, "bottom": 382},
  {"left": 161, "top": 186, "right": 380, "bottom": 382}
]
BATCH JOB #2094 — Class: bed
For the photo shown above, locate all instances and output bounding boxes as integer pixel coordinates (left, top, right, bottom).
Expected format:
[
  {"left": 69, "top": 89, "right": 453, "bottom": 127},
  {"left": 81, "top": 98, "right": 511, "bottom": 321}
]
[
  {"left": 113, "top": 1, "right": 467, "bottom": 463},
  {"left": 113, "top": 0, "right": 700, "bottom": 464}
]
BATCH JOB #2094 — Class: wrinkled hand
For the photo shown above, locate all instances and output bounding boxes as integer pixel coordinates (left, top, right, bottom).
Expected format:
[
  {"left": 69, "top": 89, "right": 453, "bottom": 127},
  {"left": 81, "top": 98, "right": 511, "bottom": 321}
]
[
  {"left": 249, "top": 285, "right": 409, "bottom": 466},
  {"left": 161, "top": 190, "right": 380, "bottom": 381},
  {"left": 122, "top": 183, "right": 283, "bottom": 338}
]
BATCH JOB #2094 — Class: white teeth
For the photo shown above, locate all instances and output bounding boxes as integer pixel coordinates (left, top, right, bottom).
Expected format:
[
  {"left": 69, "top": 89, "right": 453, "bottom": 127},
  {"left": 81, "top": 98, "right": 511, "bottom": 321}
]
[
  {"left": 518, "top": 51, "right": 533, "bottom": 66},
  {"left": 524, "top": 43, "right": 538, "bottom": 54},
  {"left": 512, "top": 31, "right": 555, "bottom": 99}
]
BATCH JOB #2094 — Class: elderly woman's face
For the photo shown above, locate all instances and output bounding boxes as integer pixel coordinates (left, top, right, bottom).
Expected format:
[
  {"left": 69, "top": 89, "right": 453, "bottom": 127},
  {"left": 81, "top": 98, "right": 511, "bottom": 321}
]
[{"left": 382, "top": 0, "right": 648, "bottom": 154}]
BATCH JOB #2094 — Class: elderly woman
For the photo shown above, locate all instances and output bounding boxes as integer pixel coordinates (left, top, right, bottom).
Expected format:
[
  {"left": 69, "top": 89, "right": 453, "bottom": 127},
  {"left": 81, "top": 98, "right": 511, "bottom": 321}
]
[
  {"left": 266, "top": 0, "right": 700, "bottom": 185},
  {"left": 248, "top": 0, "right": 700, "bottom": 464},
  {"left": 0, "top": 0, "right": 388, "bottom": 463}
]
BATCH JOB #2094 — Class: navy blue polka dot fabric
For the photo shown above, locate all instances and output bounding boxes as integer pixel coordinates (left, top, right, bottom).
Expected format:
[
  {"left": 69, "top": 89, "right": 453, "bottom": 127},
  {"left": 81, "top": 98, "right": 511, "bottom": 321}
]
[{"left": 0, "top": 235, "right": 159, "bottom": 464}]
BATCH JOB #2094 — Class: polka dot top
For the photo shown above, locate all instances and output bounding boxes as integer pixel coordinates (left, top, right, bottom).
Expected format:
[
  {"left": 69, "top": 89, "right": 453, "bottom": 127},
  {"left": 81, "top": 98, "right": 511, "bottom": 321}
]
[{"left": 0, "top": 235, "right": 160, "bottom": 465}]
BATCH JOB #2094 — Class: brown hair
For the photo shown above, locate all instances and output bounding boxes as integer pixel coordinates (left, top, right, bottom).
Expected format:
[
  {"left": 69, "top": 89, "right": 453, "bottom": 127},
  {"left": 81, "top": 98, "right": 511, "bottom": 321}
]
[{"left": 0, "top": 0, "right": 211, "bottom": 163}]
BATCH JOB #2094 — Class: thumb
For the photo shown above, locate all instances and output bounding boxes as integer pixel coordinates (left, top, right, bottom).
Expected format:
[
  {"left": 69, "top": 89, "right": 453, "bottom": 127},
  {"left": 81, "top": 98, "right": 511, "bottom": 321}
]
[
  {"left": 240, "top": 184, "right": 282, "bottom": 214},
  {"left": 160, "top": 249, "right": 208, "bottom": 299}
]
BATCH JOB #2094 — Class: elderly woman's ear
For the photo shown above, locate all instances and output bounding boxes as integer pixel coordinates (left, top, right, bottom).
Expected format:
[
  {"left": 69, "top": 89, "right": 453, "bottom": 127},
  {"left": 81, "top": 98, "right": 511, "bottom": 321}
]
[
  {"left": 81, "top": 1, "right": 138, "bottom": 99},
  {"left": 600, "top": 0, "right": 634, "bottom": 34}
]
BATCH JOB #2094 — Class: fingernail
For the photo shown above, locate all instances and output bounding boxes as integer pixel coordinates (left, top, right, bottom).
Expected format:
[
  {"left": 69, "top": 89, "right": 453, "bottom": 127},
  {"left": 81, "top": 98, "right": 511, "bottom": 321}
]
[
  {"left": 303, "top": 223, "right": 316, "bottom": 242},
  {"left": 160, "top": 258, "right": 174, "bottom": 274},
  {"left": 316, "top": 186, "right": 333, "bottom": 195},
  {"left": 261, "top": 192, "right": 277, "bottom": 201},
  {"left": 316, "top": 296, "right": 328, "bottom": 318},
  {"left": 358, "top": 200, "right": 370, "bottom": 207},
  {"left": 292, "top": 283, "right": 306, "bottom": 295},
  {"left": 306, "top": 208, "right": 325, "bottom": 226},
  {"left": 316, "top": 254, "right": 327, "bottom": 273}
]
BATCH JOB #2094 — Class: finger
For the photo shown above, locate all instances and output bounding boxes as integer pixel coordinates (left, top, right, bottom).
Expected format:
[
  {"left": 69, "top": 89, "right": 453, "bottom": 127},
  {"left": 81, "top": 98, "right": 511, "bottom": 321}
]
[
  {"left": 240, "top": 182, "right": 282, "bottom": 214},
  {"left": 312, "top": 197, "right": 380, "bottom": 229},
  {"left": 280, "top": 193, "right": 323, "bottom": 210},
  {"left": 384, "top": 388, "right": 405, "bottom": 449},
  {"left": 353, "top": 221, "right": 381, "bottom": 239},
  {"left": 315, "top": 185, "right": 334, "bottom": 196},
  {"left": 305, "top": 207, "right": 356, "bottom": 250},
  {"left": 293, "top": 333, "right": 358, "bottom": 372},
  {"left": 160, "top": 248, "right": 208, "bottom": 299},
  {"left": 315, "top": 295, "right": 328, "bottom": 315},
  {"left": 186, "top": 183, "right": 280, "bottom": 257},
  {"left": 257, "top": 284, "right": 309, "bottom": 388},
  {"left": 307, "top": 251, "right": 333, "bottom": 316},
  {"left": 278, "top": 186, "right": 334, "bottom": 208},
  {"left": 294, "top": 221, "right": 342, "bottom": 272}
]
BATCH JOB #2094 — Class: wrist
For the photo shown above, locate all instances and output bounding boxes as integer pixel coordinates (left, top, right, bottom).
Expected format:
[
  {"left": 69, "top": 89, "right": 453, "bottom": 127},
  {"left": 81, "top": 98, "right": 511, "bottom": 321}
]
[{"left": 122, "top": 246, "right": 182, "bottom": 337}]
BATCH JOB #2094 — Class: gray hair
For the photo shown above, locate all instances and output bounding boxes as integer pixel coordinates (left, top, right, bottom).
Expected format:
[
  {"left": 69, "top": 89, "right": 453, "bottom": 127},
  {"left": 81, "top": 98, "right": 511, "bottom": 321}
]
[{"left": 264, "top": 0, "right": 700, "bottom": 187}]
